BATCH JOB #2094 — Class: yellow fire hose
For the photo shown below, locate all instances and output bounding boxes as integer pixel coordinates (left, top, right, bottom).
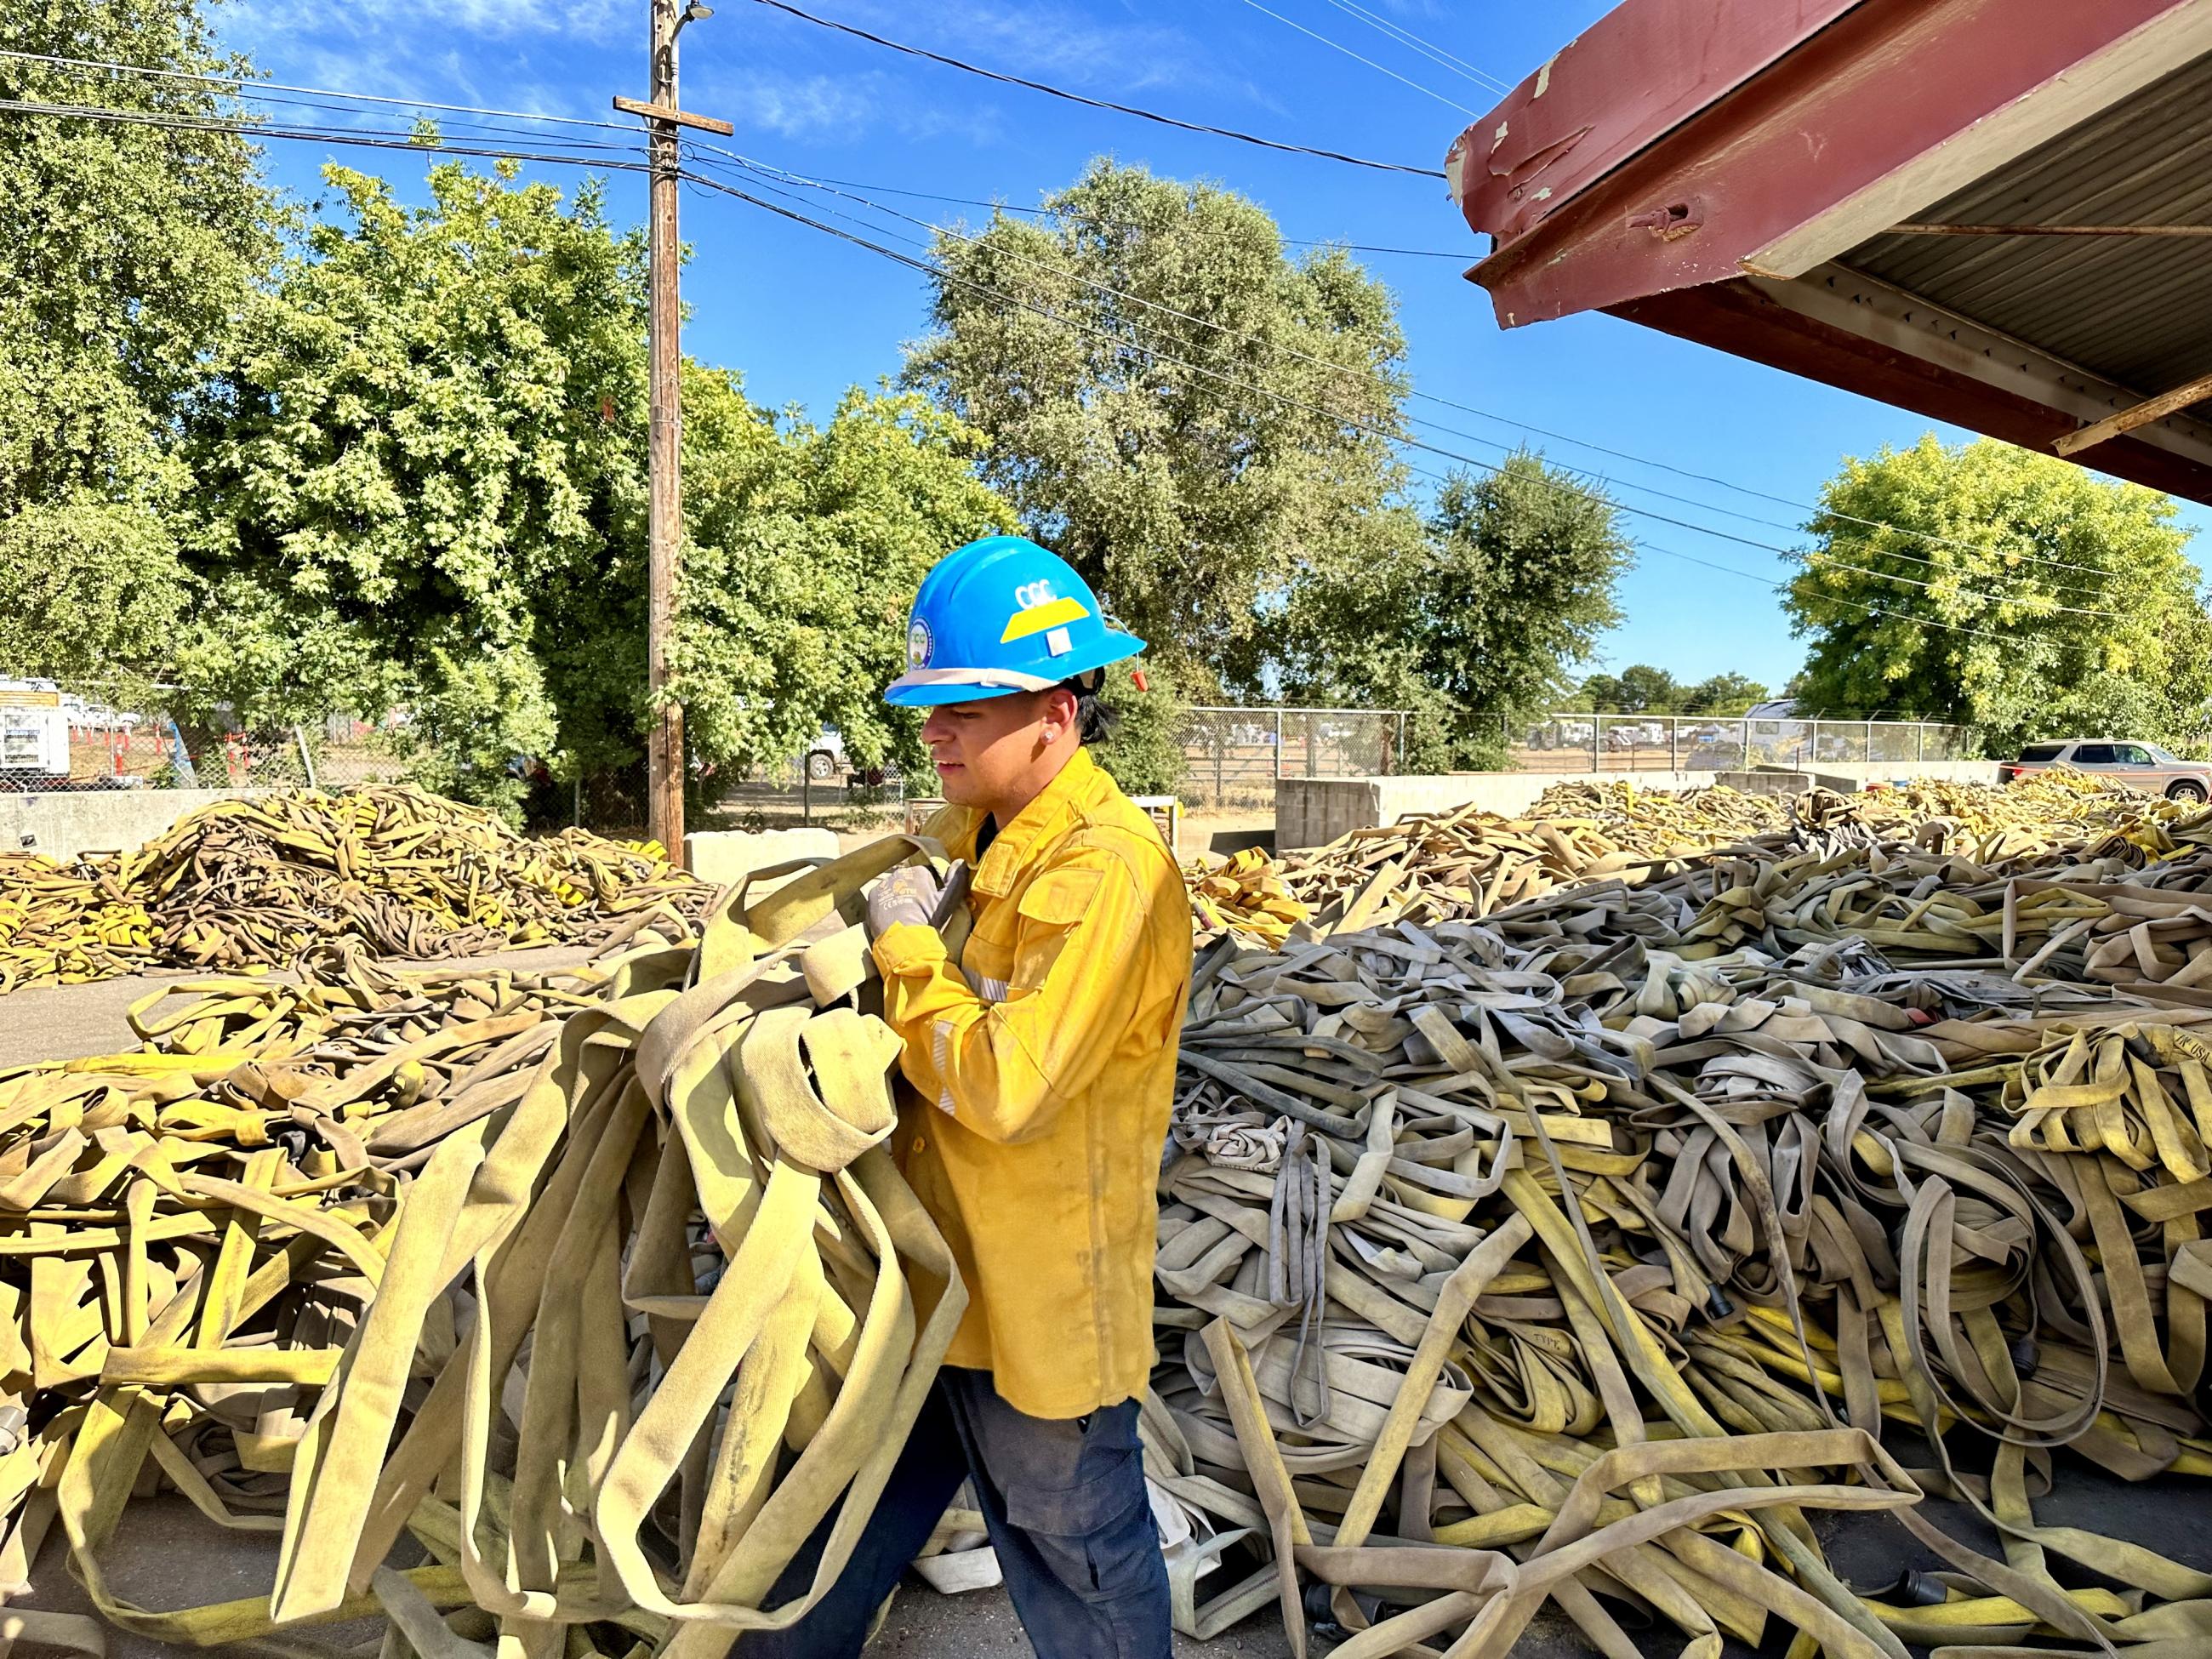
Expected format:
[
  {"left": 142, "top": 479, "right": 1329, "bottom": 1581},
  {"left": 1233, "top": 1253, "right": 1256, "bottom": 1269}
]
[{"left": 0, "top": 835, "right": 964, "bottom": 1657}]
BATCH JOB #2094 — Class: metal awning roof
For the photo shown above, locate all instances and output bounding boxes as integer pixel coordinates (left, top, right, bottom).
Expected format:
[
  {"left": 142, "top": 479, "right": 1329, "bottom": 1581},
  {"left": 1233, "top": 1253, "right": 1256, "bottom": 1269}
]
[{"left": 1446, "top": 0, "right": 2212, "bottom": 503}]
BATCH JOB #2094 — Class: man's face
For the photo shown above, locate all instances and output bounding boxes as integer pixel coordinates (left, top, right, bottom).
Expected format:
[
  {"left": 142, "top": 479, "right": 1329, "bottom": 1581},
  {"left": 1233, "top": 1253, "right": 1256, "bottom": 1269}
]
[{"left": 921, "top": 691, "right": 1065, "bottom": 809}]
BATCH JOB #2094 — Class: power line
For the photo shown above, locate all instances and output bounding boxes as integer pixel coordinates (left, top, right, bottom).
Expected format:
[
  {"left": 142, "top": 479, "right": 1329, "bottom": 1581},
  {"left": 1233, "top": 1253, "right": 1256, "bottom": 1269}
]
[
  {"left": 1314, "top": 0, "right": 1516, "bottom": 96},
  {"left": 0, "top": 48, "right": 636, "bottom": 134},
  {"left": 684, "top": 144, "right": 2126, "bottom": 617},
  {"left": 0, "top": 90, "right": 2074, "bottom": 652},
  {"left": 741, "top": 0, "right": 1445, "bottom": 177},
  {"left": 686, "top": 147, "right": 2125, "bottom": 598},
  {"left": 763, "top": 173, "right": 1474, "bottom": 259},
  {"left": 0, "top": 95, "right": 654, "bottom": 175},
  {"left": 1229, "top": 0, "right": 1479, "bottom": 114},
  {"left": 4, "top": 84, "right": 2148, "bottom": 615},
  {"left": 1382, "top": 450, "right": 2076, "bottom": 647},
  {"left": 676, "top": 165, "right": 2125, "bottom": 641},
  {"left": 12, "top": 44, "right": 1478, "bottom": 256},
  {"left": 17, "top": 49, "right": 2161, "bottom": 589},
  {"left": 21, "top": 54, "right": 2152, "bottom": 590},
  {"left": 1362, "top": 387, "right": 2138, "bottom": 584}
]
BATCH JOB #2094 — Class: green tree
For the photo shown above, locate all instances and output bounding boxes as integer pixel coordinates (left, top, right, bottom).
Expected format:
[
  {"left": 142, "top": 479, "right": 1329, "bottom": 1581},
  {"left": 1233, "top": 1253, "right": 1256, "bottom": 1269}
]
[
  {"left": 1680, "top": 672, "right": 1768, "bottom": 715},
  {"left": 1576, "top": 674, "right": 1623, "bottom": 713},
  {"left": 1785, "top": 436, "right": 2212, "bottom": 752},
  {"left": 0, "top": 0, "right": 276, "bottom": 686},
  {"left": 673, "top": 371, "right": 1018, "bottom": 791},
  {"left": 183, "top": 158, "right": 1018, "bottom": 816},
  {"left": 904, "top": 159, "right": 1416, "bottom": 699},
  {"left": 0, "top": 499, "right": 188, "bottom": 709},
  {"left": 1090, "top": 661, "right": 1189, "bottom": 800},
  {"left": 181, "top": 158, "right": 652, "bottom": 813},
  {"left": 1584, "top": 669, "right": 1768, "bottom": 716},
  {"left": 1274, "top": 454, "right": 1630, "bottom": 765},
  {"left": 1615, "top": 665, "right": 1683, "bottom": 715}
]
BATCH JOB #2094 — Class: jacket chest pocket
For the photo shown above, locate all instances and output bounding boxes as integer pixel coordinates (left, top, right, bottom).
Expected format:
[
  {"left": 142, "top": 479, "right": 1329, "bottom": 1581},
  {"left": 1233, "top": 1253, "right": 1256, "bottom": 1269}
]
[{"left": 1010, "top": 866, "right": 1105, "bottom": 992}]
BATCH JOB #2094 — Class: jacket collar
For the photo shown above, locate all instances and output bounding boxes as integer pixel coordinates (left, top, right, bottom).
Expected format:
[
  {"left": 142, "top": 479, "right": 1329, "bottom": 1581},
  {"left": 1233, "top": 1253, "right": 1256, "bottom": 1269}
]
[{"left": 950, "top": 748, "right": 1102, "bottom": 898}]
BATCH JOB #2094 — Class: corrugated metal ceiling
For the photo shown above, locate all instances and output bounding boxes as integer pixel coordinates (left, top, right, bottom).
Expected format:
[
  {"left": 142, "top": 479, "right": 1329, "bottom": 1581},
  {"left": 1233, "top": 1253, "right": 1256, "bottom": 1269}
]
[{"left": 1845, "top": 50, "right": 2212, "bottom": 410}]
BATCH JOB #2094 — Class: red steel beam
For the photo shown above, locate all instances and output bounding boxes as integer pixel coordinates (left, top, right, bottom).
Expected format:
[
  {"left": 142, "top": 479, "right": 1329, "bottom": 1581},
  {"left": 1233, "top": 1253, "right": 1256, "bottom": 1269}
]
[
  {"left": 1611, "top": 281, "right": 2212, "bottom": 502},
  {"left": 1450, "top": 0, "right": 2198, "bottom": 329},
  {"left": 1451, "top": 0, "right": 1858, "bottom": 259}
]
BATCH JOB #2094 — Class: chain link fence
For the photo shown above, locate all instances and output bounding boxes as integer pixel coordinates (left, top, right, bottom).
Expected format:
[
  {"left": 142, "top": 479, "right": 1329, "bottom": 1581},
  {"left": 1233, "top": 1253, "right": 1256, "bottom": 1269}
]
[
  {"left": 4, "top": 677, "right": 1979, "bottom": 824},
  {"left": 3, "top": 698, "right": 305, "bottom": 793},
  {"left": 1505, "top": 713, "right": 1975, "bottom": 773},
  {"left": 0, "top": 684, "right": 446, "bottom": 795},
  {"left": 1180, "top": 707, "right": 1411, "bottom": 811},
  {"left": 697, "top": 744, "right": 910, "bottom": 833}
]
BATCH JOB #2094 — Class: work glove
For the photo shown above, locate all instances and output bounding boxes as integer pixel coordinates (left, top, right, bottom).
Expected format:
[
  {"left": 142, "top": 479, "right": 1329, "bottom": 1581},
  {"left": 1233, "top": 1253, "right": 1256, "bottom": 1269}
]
[{"left": 865, "top": 859, "right": 971, "bottom": 942}]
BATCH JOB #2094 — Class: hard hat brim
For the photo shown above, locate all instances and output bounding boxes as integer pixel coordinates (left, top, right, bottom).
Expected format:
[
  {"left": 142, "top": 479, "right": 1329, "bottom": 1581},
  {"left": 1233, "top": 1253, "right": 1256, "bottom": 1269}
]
[{"left": 883, "top": 630, "right": 1145, "bottom": 708}]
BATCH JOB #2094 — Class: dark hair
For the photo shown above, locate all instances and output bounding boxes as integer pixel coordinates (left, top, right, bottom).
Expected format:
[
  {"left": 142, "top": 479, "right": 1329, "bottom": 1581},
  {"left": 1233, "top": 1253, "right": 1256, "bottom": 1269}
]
[{"left": 1057, "top": 670, "right": 1114, "bottom": 745}]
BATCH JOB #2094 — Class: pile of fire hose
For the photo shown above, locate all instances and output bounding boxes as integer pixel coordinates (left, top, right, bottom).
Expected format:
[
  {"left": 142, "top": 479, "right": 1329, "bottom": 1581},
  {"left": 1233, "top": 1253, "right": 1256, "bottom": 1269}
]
[
  {"left": 12, "top": 787, "right": 2212, "bottom": 1658},
  {"left": 0, "top": 855, "right": 155, "bottom": 994},
  {"left": 1579, "top": 809, "right": 2212, "bottom": 1004},
  {"left": 0, "top": 788, "right": 712, "bottom": 994},
  {"left": 1150, "top": 885, "right": 2212, "bottom": 1657},
  {"left": 1188, "top": 849, "right": 1311, "bottom": 947},
  {"left": 1123, "top": 783, "right": 2212, "bottom": 1655},
  {"left": 0, "top": 837, "right": 963, "bottom": 1656},
  {"left": 1251, "top": 776, "right": 2183, "bottom": 944},
  {"left": 1826, "top": 768, "right": 2191, "bottom": 850}
]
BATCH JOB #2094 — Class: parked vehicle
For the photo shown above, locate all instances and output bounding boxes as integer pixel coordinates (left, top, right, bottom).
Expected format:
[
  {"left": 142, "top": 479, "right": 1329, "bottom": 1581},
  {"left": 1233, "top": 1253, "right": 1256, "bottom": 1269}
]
[
  {"left": 804, "top": 728, "right": 901, "bottom": 790},
  {"left": 1603, "top": 721, "right": 1668, "bottom": 750},
  {"left": 0, "top": 680, "right": 70, "bottom": 789},
  {"left": 805, "top": 729, "right": 846, "bottom": 781},
  {"left": 1532, "top": 720, "right": 1595, "bottom": 750},
  {"left": 2000, "top": 738, "right": 2212, "bottom": 802}
]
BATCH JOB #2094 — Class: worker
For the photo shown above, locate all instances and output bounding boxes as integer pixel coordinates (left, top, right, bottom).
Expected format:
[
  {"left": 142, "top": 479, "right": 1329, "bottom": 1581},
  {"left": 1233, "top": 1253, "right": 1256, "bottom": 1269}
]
[{"left": 749, "top": 535, "right": 1191, "bottom": 1658}]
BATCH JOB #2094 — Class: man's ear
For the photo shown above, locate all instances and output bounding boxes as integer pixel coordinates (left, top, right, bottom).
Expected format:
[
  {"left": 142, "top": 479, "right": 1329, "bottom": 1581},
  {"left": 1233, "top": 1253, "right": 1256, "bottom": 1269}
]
[{"left": 1038, "top": 687, "right": 1080, "bottom": 745}]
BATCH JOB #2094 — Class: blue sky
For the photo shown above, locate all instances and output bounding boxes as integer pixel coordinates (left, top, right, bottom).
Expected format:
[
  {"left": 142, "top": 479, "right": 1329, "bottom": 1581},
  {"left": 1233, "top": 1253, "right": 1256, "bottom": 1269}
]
[{"left": 211, "top": 0, "right": 2206, "bottom": 703}]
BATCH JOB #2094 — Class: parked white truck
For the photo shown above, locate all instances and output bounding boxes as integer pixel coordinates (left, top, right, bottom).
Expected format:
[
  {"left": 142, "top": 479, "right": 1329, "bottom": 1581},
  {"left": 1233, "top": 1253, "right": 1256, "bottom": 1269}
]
[{"left": 0, "top": 681, "right": 70, "bottom": 788}]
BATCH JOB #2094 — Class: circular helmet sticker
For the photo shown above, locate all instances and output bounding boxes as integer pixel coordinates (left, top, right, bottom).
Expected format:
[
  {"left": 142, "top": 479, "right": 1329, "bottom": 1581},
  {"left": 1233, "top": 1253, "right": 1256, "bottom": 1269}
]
[{"left": 907, "top": 619, "right": 932, "bottom": 669}]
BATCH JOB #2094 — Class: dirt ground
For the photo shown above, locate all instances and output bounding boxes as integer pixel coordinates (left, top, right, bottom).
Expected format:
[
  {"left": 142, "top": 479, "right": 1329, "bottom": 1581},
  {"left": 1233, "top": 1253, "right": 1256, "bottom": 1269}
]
[
  {"left": 25, "top": 1453, "right": 2212, "bottom": 1658},
  {"left": 0, "top": 944, "right": 603, "bottom": 1068}
]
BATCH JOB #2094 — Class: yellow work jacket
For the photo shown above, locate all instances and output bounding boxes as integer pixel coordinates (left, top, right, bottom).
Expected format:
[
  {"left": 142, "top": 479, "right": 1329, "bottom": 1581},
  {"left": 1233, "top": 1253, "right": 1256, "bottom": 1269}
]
[{"left": 872, "top": 749, "right": 1191, "bottom": 1420}]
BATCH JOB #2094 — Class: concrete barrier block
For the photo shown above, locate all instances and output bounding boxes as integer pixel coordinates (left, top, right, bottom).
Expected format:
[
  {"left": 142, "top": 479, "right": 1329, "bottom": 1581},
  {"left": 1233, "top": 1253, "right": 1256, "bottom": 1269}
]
[
  {"left": 1274, "top": 760, "right": 2001, "bottom": 845},
  {"left": 684, "top": 828, "right": 839, "bottom": 887},
  {"left": 0, "top": 789, "right": 274, "bottom": 862}
]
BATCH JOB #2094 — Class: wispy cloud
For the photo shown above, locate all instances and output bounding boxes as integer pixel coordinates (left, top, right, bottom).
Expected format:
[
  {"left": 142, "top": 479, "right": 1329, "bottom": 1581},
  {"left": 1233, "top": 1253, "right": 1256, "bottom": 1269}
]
[
  {"left": 832, "top": 0, "right": 1245, "bottom": 100},
  {"left": 226, "top": 0, "right": 628, "bottom": 49},
  {"left": 218, "top": 0, "right": 1263, "bottom": 155},
  {"left": 698, "top": 66, "right": 1000, "bottom": 145},
  {"left": 720, "top": 70, "right": 878, "bottom": 140}
]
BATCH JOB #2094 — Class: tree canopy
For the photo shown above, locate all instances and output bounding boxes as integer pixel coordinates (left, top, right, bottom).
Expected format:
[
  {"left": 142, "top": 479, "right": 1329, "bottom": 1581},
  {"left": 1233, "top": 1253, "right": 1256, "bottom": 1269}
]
[
  {"left": 178, "top": 158, "right": 1018, "bottom": 815},
  {"left": 6, "top": 14, "right": 1650, "bottom": 815},
  {"left": 0, "top": 0, "right": 274, "bottom": 508},
  {"left": 0, "top": 0, "right": 277, "bottom": 703},
  {"left": 1274, "top": 453, "right": 1632, "bottom": 766},
  {"left": 180, "top": 160, "right": 652, "bottom": 812},
  {"left": 674, "top": 373, "right": 1016, "bottom": 786},
  {"left": 904, "top": 163, "right": 1632, "bottom": 767},
  {"left": 1578, "top": 666, "right": 1770, "bottom": 717},
  {"left": 1784, "top": 436, "right": 2212, "bottom": 752},
  {"left": 904, "top": 159, "right": 1420, "bottom": 700}
]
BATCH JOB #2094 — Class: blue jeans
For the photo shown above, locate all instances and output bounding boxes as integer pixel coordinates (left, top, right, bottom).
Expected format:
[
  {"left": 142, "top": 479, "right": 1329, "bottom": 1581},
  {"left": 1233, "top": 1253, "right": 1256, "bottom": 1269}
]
[{"left": 742, "top": 1366, "right": 1172, "bottom": 1659}]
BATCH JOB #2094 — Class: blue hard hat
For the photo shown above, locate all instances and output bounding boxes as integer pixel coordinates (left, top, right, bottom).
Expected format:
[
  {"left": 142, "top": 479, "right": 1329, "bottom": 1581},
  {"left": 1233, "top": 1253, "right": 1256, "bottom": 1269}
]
[{"left": 884, "top": 535, "right": 1145, "bottom": 707}]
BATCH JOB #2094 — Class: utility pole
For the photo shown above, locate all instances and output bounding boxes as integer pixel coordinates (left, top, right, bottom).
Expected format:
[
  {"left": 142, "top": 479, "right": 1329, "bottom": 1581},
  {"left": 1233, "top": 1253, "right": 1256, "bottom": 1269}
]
[{"left": 617, "top": 0, "right": 730, "bottom": 858}]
